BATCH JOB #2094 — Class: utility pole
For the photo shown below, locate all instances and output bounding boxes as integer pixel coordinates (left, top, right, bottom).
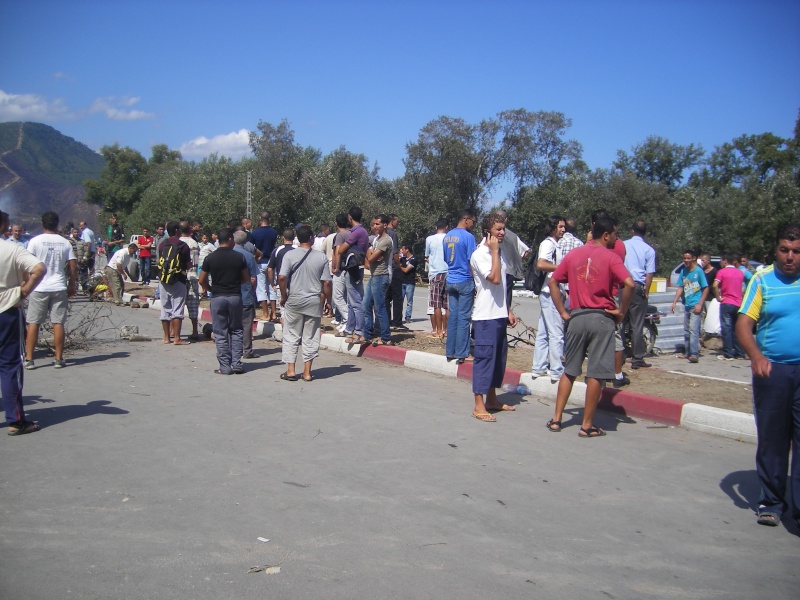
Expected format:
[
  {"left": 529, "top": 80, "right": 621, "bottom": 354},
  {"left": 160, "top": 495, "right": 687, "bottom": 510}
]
[{"left": 246, "top": 171, "right": 252, "bottom": 221}]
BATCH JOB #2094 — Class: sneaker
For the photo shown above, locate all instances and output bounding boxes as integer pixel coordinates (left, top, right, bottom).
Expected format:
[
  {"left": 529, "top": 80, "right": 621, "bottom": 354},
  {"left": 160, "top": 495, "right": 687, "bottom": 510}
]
[
  {"left": 717, "top": 355, "right": 734, "bottom": 361},
  {"left": 24, "top": 360, "right": 35, "bottom": 370},
  {"left": 613, "top": 373, "right": 631, "bottom": 387},
  {"left": 330, "top": 318, "right": 339, "bottom": 325},
  {"left": 550, "top": 374, "right": 562, "bottom": 383},
  {"left": 242, "top": 352, "right": 256, "bottom": 359},
  {"left": 336, "top": 323, "right": 347, "bottom": 332},
  {"left": 531, "top": 371, "right": 547, "bottom": 378},
  {"left": 53, "top": 359, "right": 66, "bottom": 369}
]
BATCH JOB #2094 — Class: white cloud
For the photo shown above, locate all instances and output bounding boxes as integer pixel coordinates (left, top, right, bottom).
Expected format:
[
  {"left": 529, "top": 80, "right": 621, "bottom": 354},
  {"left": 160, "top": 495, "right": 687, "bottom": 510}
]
[
  {"left": 180, "top": 129, "right": 252, "bottom": 159},
  {"left": 0, "top": 89, "right": 69, "bottom": 121},
  {"left": 88, "top": 96, "right": 154, "bottom": 121}
]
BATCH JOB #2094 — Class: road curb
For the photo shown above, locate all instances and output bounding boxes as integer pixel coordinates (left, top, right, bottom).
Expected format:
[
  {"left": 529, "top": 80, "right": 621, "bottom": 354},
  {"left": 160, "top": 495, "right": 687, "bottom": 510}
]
[{"left": 127, "top": 294, "right": 756, "bottom": 442}]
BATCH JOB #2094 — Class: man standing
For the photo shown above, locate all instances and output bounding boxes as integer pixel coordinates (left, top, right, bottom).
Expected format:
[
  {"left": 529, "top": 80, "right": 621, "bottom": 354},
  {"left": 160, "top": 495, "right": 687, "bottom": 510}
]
[
  {"left": 23, "top": 211, "right": 77, "bottom": 369},
  {"left": 556, "top": 218, "right": 584, "bottom": 304},
  {"left": 330, "top": 213, "right": 351, "bottom": 334},
  {"left": 0, "top": 210, "right": 46, "bottom": 435},
  {"left": 385, "top": 214, "right": 405, "bottom": 329},
  {"left": 622, "top": 220, "right": 656, "bottom": 369},
  {"left": 496, "top": 209, "right": 531, "bottom": 310},
  {"left": 363, "top": 215, "right": 394, "bottom": 346},
  {"left": 470, "top": 213, "right": 518, "bottom": 422},
  {"left": 714, "top": 254, "right": 746, "bottom": 360},
  {"left": 9, "top": 224, "right": 28, "bottom": 248},
  {"left": 532, "top": 216, "right": 566, "bottom": 381},
  {"left": 267, "top": 229, "right": 297, "bottom": 321},
  {"left": 425, "top": 218, "right": 448, "bottom": 338},
  {"left": 337, "top": 206, "right": 369, "bottom": 344},
  {"left": 136, "top": 227, "right": 154, "bottom": 286},
  {"left": 151, "top": 224, "right": 168, "bottom": 279},
  {"left": 79, "top": 221, "right": 96, "bottom": 280},
  {"left": 736, "top": 223, "right": 800, "bottom": 528},
  {"left": 443, "top": 209, "right": 477, "bottom": 363},
  {"left": 157, "top": 221, "right": 191, "bottom": 345},
  {"left": 671, "top": 249, "right": 708, "bottom": 363},
  {"left": 104, "top": 243, "right": 137, "bottom": 305},
  {"left": 106, "top": 214, "right": 126, "bottom": 254},
  {"left": 546, "top": 215, "right": 635, "bottom": 437},
  {"left": 199, "top": 228, "right": 248, "bottom": 375},
  {"left": 232, "top": 230, "right": 259, "bottom": 359},
  {"left": 278, "top": 225, "right": 333, "bottom": 381},
  {"left": 398, "top": 244, "right": 418, "bottom": 324},
  {"left": 179, "top": 222, "right": 201, "bottom": 340},
  {"left": 250, "top": 212, "right": 279, "bottom": 321}
]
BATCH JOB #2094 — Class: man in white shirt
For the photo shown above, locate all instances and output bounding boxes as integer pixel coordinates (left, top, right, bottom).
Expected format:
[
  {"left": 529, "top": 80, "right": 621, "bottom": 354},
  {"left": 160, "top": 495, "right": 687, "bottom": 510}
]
[
  {"left": 495, "top": 209, "right": 531, "bottom": 310},
  {"left": 424, "top": 218, "right": 449, "bottom": 338},
  {"left": 24, "top": 212, "right": 77, "bottom": 369},
  {"left": 105, "top": 243, "right": 137, "bottom": 305},
  {"left": 179, "top": 221, "right": 202, "bottom": 340},
  {"left": 532, "top": 216, "right": 566, "bottom": 382},
  {"left": 469, "top": 213, "right": 518, "bottom": 422}
]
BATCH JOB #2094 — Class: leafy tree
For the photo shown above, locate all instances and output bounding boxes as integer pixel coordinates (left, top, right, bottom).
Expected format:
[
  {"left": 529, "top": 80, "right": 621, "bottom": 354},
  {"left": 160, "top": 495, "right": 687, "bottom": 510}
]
[
  {"left": 614, "top": 135, "right": 704, "bottom": 190},
  {"left": 700, "top": 132, "right": 799, "bottom": 186},
  {"left": 83, "top": 144, "right": 149, "bottom": 215}
]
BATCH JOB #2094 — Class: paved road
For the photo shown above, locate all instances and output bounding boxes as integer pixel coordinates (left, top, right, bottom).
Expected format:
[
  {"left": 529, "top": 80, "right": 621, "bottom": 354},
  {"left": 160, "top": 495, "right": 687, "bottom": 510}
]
[{"left": 2, "top": 300, "right": 795, "bottom": 599}]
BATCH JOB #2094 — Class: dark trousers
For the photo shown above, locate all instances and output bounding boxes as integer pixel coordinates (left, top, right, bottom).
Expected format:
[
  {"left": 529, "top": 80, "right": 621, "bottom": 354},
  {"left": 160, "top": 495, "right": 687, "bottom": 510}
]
[
  {"left": 210, "top": 295, "right": 244, "bottom": 374},
  {"left": 386, "top": 273, "right": 404, "bottom": 325},
  {"left": 0, "top": 308, "right": 27, "bottom": 424},
  {"left": 720, "top": 303, "right": 745, "bottom": 358},
  {"left": 752, "top": 362, "right": 800, "bottom": 521},
  {"left": 623, "top": 283, "right": 648, "bottom": 364}
]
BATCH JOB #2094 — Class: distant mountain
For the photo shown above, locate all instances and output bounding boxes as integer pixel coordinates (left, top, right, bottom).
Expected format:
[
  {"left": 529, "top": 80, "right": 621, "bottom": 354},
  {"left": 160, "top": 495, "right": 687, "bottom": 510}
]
[{"left": 0, "top": 122, "right": 105, "bottom": 233}]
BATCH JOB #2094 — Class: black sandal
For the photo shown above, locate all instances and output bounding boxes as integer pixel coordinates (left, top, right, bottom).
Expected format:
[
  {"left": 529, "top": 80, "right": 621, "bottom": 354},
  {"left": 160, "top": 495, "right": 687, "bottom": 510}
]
[
  {"left": 578, "top": 426, "right": 606, "bottom": 438},
  {"left": 546, "top": 419, "right": 562, "bottom": 432},
  {"left": 280, "top": 372, "right": 298, "bottom": 382},
  {"left": 7, "top": 420, "right": 41, "bottom": 436}
]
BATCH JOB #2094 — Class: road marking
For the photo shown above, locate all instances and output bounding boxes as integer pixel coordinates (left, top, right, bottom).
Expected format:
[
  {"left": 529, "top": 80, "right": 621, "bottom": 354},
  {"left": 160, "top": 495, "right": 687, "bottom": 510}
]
[{"left": 666, "top": 371, "right": 750, "bottom": 386}]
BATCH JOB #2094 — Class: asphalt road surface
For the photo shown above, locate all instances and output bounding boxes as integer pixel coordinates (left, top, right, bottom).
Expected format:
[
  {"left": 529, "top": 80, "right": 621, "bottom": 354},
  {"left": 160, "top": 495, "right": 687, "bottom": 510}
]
[{"left": 1, "top": 299, "right": 796, "bottom": 599}]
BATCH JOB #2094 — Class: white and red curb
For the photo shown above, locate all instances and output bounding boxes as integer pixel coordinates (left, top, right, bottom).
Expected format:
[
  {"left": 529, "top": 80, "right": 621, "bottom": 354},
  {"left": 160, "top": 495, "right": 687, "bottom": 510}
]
[{"left": 125, "top": 292, "right": 756, "bottom": 443}]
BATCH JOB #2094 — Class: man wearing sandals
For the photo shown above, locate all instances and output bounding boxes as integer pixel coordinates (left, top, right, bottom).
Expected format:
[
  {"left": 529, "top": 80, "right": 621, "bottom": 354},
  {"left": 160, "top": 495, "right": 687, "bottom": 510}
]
[
  {"left": 278, "top": 225, "right": 332, "bottom": 382},
  {"left": 363, "top": 215, "right": 394, "bottom": 346},
  {"left": 469, "top": 214, "right": 518, "bottom": 422},
  {"left": 736, "top": 223, "right": 800, "bottom": 528},
  {"left": 546, "top": 215, "right": 634, "bottom": 438},
  {"left": 0, "top": 210, "right": 47, "bottom": 435}
]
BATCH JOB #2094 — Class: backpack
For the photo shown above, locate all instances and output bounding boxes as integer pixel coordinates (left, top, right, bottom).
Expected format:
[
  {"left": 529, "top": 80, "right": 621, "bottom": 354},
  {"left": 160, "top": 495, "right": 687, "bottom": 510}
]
[
  {"left": 339, "top": 247, "right": 365, "bottom": 272},
  {"left": 158, "top": 241, "right": 185, "bottom": 284},
  {"left": 524, "top": 258, "right": 547, "bottom": 295}
]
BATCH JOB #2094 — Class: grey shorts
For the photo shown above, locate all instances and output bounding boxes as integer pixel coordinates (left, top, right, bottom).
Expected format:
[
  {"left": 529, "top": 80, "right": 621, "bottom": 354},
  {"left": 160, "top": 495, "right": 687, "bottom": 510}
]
[
  {"left": 563, "top": 310, "right": 616, "bottom": 380},
  {"left": 160, "top": 281, "right": 187, "bottom": 321},
  {"left": 26, "top": 290, "right": 69, "bottom": 325}
]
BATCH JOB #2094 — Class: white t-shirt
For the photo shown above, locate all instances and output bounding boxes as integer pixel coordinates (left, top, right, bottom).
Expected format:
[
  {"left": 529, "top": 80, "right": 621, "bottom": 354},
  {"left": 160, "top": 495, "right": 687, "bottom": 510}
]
[
  {"left": 80, "top": 227, "right": 96, "bottom": 253},
  {"left": 180, "top": 236, "right": 200, "bottom": 280},
  {"left": 0, "top": 243, "right": 43, "bottom": 312},
  {"left": 107, "top": 248, "right": 131, "bottom": 271},
  {"left": 470, "top": 241, "right": 508, "bottom": 321},
  {"left": 537, "top": 236, "right": 558, "bottom": 286},
  {"left": 25, "top": 233, "right": 76, "bottom": 292}
]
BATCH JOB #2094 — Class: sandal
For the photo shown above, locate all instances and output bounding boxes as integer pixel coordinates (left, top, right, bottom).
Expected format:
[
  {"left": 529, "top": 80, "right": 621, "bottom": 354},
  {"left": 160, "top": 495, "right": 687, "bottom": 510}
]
[
  {"left": 757, "top": 512, "right": 780, "bottom": 527},
  {"left": 280, "top": 372, "right": 298, "bottom": 382},
  {"left": 578, "top": 426, "right": 606, "bottom": 438},
  {"left": 301, "top": 375, "right": 314, "bottom": 382},
  {"left": 7, "top": 420, "right": 41, "bottom": 436},
  {"left": 472, "top": 412, "right": 496, "bottom": 422},
  {"left": 372, "top": 339, "right": 395, "bottom": 347},
  {"left": 546, "top": 419, "right": 562, "bottom": 432},
  {"left": 335, "top": 331, "right": 347, "bottom": 338},
  {"left": 344, "top": 336, "right": 366, "bottom": 344}
]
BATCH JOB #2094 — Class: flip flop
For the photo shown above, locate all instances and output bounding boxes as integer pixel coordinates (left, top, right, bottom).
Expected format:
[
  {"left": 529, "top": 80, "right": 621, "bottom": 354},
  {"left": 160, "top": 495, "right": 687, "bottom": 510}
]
[
  {"left": 472, "top": 412, "right": 496, "bottom": 422},
  {"left": 301, "top": 375, "right": 314, "bottom": 382},
  {"left": 486, "top": 404, "right": 516, "bottom": 412},
  {"left": 372, "top": 339, "right": 395, "bottom": 347},
  {"left": 757, "top": 513, "right": 780, "bottom": 527},
  {"left": 280, "top": 372, "right": 298, "bottom": 382},
  {"left": 578, "top": 426, "right": 606, "bottom": 438},
  {"left": 546, "top": 419, "right": 562, "bottom": 432}
]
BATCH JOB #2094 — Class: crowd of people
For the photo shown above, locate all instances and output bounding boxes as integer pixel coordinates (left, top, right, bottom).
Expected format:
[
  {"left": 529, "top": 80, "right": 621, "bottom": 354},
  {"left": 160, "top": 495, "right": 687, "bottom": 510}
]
[{"left": 2, "top": 207, "right": 799, "bottom": 531}]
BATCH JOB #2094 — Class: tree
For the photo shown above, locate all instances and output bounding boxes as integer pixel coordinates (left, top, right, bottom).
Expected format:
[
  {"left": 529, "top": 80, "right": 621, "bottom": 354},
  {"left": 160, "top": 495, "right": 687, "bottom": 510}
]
[
  {"left": 702, "top": 132, "right": 799, "bottom": 186},
  {"left": 614, "top": 136, "right": 704, "bottom": 190},
  {"left": 83, "top": 144, "right": 149, "bottom": 215}
]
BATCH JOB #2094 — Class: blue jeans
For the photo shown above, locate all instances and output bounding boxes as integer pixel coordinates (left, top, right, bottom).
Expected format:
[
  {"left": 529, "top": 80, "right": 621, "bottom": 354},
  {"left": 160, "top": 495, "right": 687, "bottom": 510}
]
[
  {"left": 752, "top": 362, "right": 800, "bottom": 521},
  {"left": 364, "top": 274, "right": 390, "bottom": 342},
  {"left": 532, "top": 290, "right": 564, "bottom": 377},
  {"left": 344, "top": 271, "right": 364, "bottom": 337},
  {"left": 445, "top": 279, "right": 475, "bottom": 359},
  {"left": 139, "top": 256, "right": 151, "bottom": 284},
  {"left": 401, "top": 283, "right": 415, "bottom": 321},
  {"left": 719, "top": 303, "right": 744, "bottom": 358},
  {"left": 683, "top": 305, "right": 702, "bottom": 357}
]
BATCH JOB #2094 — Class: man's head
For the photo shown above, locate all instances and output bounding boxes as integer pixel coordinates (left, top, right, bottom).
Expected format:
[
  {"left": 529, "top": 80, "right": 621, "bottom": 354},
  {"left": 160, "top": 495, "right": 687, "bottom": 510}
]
[
  {"left": 79, "top": 221, "right": 88, "bottom": 230},
  {"left": 179, "top": 221, "right": 192, "bottom": 237},
  {"left": 217, "top": 228, "right": 234, "bottom": 246},
  {"left": 631, "top": 220, "right": 647, "bottom": 237},
  {"left": 241, "top": 218, "right": 252, "bottom": 231},
  {"left": 11, "top": 224, "right": 22, "bottom": 239},
  {"left": 681, "top": 248, "right": 699, "bottom": 270},
  {"left": 259, "top": 211, "right": 271, "bottom": 225},
  {"left": 142, "top": 227, "right": 149, "bottom": 236},
  {"left": 401, "top": 244, "right": 413, "bottom": 256},
  {"left": 564, "top": 218, "right": 578, "bottom": 235},
  {"left": 282, "top": 228, "right": 295, "bottom": 243},
  {"left": 42, "top": 211, "right": 59, "bottom": 232},
  {"left": 457, "top": 209, "right": 477, "bottom": 229},
  {"left": 335, "top": 213, "right": 349, "bottom": 229},
  {"left": 389, "top": 214, "right": 399, "bottom": 229},
  {"left": 233, "top": 230, "right": 248, "bottom": 246},
  {"left": 127, "top": 243, "right": 138, "bottom": 254},
  {"left": 317, "top": 224, "right": 330, "bottom": 237},
  {"left": 774, "top": 223, "right": 800, "bottom": 277},
  {"left": 71, "top": 228, "right": 79, "bottom": 238},
  {"left": 494, "top": 209, "right": 508, "bottom": 223},
  {"left": 436, "top": 218, "right": 448, "bottom": 232},
  {"left": 192, "top": 221, "right": 202, "bottom": 232},
  {"left": 348, "top": 206, "right": 363, "bottom": 224},
  {"left": 371, "top": 214, "right": 389, "bottom": 237},
  {"left": 720, "top": 253, "right": 735, "bottom": 267},
  {"left": 546, "top": 215, "right": 566, "bottom": 240},
  {"left": 296, "top": 224, "right": 313, "bottom": 244},
  {"left": 481, "top": 213, "right": 506, "bottom": 243},
  {"left": 166, "top": 221, "right": 180, "bottom": 237},
  {"left": 700, "top": 253, "right": 712, "bottom": 269},
  {"left": 109, "top": 214, "right": 117, "bottom": 224},
  {"left": 156, "top": 224, "right": 165, "bottom": 236},
  {"left": 591, "top": 215, "right": 618, "bottom": 249}
]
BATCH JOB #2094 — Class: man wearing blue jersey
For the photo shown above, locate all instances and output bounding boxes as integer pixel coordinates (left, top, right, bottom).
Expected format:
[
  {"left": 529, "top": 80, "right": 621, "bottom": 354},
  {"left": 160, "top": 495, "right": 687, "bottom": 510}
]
[
  {"left": 737, "top": 223, "right": 800, "bottom": 528},
  {"left": 443, "top": 209, "right": 477, "bottom": 364}
]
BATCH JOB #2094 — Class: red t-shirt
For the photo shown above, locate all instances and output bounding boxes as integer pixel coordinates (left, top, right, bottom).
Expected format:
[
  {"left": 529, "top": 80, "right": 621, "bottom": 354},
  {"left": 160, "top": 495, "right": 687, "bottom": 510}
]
[
  {"left": 552, "top": 242, "right": 631, "bottom": 310},
  {"left": 137, "top": 235, "right": 154, "bottom": 258}
]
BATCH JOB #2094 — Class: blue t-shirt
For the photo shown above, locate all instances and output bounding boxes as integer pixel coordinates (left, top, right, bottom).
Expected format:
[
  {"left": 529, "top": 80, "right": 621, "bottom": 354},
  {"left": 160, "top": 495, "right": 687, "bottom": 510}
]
[
  {"left": 442, "top": 227, "right": 476, "bottom": 283},
  {"left": 676, "top": 265, "right": 708, "bottom": 308},
  {"left": 250, "top": 226, "right": 278, "bottom": 264},
  {"left": 233, "top": 245, "right": 258, "bottom": 307},
  {"left": 739, "top": 265, "right": 800, "bottom": 364}
]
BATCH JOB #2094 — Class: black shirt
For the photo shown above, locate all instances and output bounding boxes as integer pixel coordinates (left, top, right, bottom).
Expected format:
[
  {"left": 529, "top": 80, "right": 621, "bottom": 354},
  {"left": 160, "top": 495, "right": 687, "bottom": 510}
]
[{"left": 202, "top": 247, "right": 246, "bottom": 297}]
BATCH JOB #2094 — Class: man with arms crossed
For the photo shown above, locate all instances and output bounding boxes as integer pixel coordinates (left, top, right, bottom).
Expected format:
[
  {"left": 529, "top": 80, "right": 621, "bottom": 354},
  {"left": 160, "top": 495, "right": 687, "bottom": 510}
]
[
  {"left": 337, "top": 206, "right": 369, "bottom": 345},
  {"left": 24, "top": 212, "right": 77, "bottom": 369},
  {"left": 546, "top": 215, "right": 634, "bottom": 437},
  {"left": 736, "top": 223, "right": 800, "bottom": 528},
  {"left": 0, "top": 210, "right": 46, "bottom": 435}
]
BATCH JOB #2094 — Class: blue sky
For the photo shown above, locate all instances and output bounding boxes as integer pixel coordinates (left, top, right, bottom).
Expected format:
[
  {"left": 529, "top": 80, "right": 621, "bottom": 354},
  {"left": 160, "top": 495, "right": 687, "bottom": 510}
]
[{"left": 2, "top": 0, "right": 798, "bottom": 198}]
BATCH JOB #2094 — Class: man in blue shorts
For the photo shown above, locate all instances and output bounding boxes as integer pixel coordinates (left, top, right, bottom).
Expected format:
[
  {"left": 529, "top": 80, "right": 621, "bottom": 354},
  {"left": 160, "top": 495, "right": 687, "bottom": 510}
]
[{"left": 736, "top": 223, "right": 800, "bottom": 528}]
